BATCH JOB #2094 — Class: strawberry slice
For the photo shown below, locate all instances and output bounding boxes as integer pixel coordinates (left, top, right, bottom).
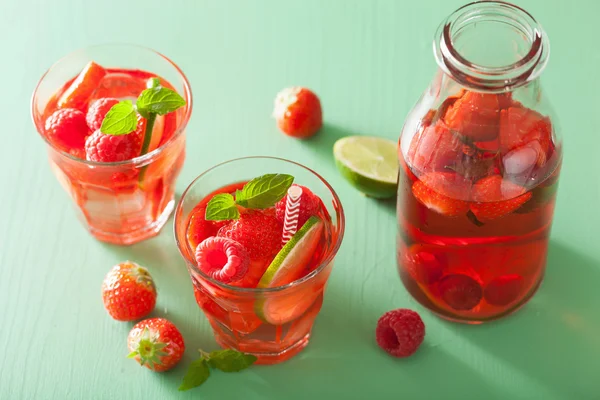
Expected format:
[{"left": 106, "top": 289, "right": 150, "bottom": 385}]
[
  {"left": 57, "top": 61, "right": 107, "bottom": 111},
  {"left": 412, "top": 172, "right": 471, "bottom": 217},
  {"left": 443, "top": 91, "right": 501, "bottom": 141},
  {"left": 407, "top": 120, "right": 463, "bottom": 174},
  {"left": 499, "top": 106, "right": 552, "bottom": 167},
  {"left": 470, "top": 175, "right": 532, "bottom": 222}
]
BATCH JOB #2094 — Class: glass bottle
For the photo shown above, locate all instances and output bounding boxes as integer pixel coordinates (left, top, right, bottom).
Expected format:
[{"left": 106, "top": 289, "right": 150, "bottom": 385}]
[{"left": 396, "top": 1, "right": 561, "bottom": 323}]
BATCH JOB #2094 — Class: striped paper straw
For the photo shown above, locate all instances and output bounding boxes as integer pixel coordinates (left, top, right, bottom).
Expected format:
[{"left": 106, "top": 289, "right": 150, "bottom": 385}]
[{"left": 282, "top": 186, "right": 303, "bottom": 245}]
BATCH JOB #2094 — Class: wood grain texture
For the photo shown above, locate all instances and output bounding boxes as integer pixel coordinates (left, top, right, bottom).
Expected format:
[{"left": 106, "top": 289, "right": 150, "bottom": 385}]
[{"left": 1, "top": 0, "right": 599, "bottom": 399}]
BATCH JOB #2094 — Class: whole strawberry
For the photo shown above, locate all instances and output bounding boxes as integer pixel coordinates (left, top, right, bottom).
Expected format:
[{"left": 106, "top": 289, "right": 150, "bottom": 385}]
[
  {"left": 273, "top": 87, "right": 322, "bottom": 138},
  {"left": 217, "top": 210, "right": 283, "bottom": 261},
  {"left": 127, "top": 318, "right": 185, "bottom": 372},
  {"left": 102, "top": 261, "right": 156, "bottom": 321}
]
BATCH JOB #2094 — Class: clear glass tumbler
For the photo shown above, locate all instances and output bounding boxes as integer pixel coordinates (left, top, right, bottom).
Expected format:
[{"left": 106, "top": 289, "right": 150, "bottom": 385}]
[
  {"left": 31, "top": 44, "right": 192, "bottom": 245},
  {"left": 174, "top": 157, "right": 345, "bottom": 364}
]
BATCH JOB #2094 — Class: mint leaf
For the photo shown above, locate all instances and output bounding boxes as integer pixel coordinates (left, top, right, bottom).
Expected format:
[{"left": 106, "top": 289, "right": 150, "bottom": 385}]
[
  {"left": 207, "top": 349, "right": 257, "bottom": 372},
  {"left": 205, "top": 194, "right": 240, "bottom": 221},
  {"left": 235, "top": 174, "right": 294, "bottom": 209},
  {"left": 100, "top": 100, "right": 138, "bottom": 135},
  {"left": 179, "top": 358, "right": 210, "bottom": 391},
  {"left": 136, "top": 86, "right": 186, "bottom": 118}
]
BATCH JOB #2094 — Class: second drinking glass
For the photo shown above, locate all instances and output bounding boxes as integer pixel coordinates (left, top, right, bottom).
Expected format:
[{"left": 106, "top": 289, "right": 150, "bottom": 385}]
[{"left": 175, "top": 157, "right": 345, "bottom": 364}]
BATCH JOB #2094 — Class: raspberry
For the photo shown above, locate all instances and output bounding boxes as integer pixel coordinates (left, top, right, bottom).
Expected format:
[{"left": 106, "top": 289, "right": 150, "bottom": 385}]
[
  {"left": 85, "top": 129, "right": 142, "bottom": 162},
  {"left": 376, "top": 309, "right": 425, "bottom": 358},
  {"left": 86, "top": 97, "right": 119, "bottom": 131},
  {"left": 405, "top": 246, "right": 445, "bottom": 284},
  {"left": 439, "top": 274, "right": 483, "bottom": 311},
  {"left": 44, "top": 108, "right": 89, "bottom": 152},
  {"left": 484, "top": 274, "right": 523, "bottom": 306},
  {"left": 275, "top": 184, "right": 322, "bottom": 228},
  {"left": 218, "top": 210, "right": 283, "bottom": 261},
  {"left": 195, "top": 237, "right": 249, "bottom": 283}
]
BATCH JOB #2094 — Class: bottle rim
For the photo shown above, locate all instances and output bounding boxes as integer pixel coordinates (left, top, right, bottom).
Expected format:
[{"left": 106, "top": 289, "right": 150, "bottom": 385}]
[{"left": 433, "top": 1, "right": 549, "bottom": 92}]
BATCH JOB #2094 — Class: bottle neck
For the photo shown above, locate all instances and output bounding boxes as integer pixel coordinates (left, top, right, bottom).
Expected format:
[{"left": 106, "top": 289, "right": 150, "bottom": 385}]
[{"left": 434, "top": 1, "right": 549, "bottom": 93}]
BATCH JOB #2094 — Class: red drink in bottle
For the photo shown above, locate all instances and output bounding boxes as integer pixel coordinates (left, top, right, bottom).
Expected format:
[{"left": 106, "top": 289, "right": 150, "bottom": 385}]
[{"left": 396, "top": 2, "right": 561, "bottom": 323}]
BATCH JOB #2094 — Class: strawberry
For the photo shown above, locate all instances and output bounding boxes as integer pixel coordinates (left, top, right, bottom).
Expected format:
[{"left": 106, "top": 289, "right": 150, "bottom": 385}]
[
  {"left": 411, "top": 172, "right": 471, "bottom": 217},
  {"left": 469, "top": 175, "right": 532, "bottom": 222},
  {"left": 230, "top": 260, "right": 270, "bottom": 288},
  {"left": 44, "top": 108, "right": 90, "bottom": 152},
  {"left": 444, "top": 91, "right": 501, "bottom": 141},
  {"left": 407, "top": 120, "right": 463, "bottom": 174},
  {"left": 101, "top": 261, "right": 156, "bottom": 321},
  {"left": 273, "top": 87, "right": 322, "bottom": 138},
  {"left": 57, "top": 61, "right": 107, "bottom": 111},
  {"left": 187, "top": 205, "right": 230, "bottom": 251},
  {"left": 127, "top": 318, "right": 185, "bottom": 372},
  {"left": 275, "top": 184, "right": 322, "bottom": 228},
  {"left": 86, "top": 97, "right": 119, "bottom": 131},
  {"left": 217, "top": 210, "right": 283, "bottom": 261},
  {"left": 499, "top": 106, "right": 552, "bottom": 167}
]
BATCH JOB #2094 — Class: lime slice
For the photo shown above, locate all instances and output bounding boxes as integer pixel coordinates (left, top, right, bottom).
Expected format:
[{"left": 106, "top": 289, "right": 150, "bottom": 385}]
[
  {"left": 333, "top": 135, "right": 398, "bottom": 198},
  {"left": 255, "top": 216, "right": 324, "bottom": 325}
]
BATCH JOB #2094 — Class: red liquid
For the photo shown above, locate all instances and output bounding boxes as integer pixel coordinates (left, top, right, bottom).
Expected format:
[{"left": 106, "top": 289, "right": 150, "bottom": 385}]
[
  {"left": 397, "top": 164, "right": 559, "bottom": 322},
  {"left": 37, "top": 68, "right": 188, "bottom": 245},
  {"left": 397, "top": 94, "right": 561, "bottom": 323},
  {"left": 184, "top": 183, "right": 337, "bottom": 363}
]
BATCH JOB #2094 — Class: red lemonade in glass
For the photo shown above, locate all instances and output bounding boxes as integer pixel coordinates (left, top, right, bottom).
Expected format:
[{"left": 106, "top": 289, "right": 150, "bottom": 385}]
[
  {"left": 31, "top": 44, "right": 191, "bottom": 245},
  {"left": 175, "top": 157, "right": 344, "bottom": 364}
]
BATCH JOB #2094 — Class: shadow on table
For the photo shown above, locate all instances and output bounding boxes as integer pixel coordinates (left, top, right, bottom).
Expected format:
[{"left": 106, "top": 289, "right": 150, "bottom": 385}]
[
  {"left": 442, "top": 240, "right": 600, "bottom": 398},
  {"left": 297, "top": 123, "right": 358, "bottom": 163}
]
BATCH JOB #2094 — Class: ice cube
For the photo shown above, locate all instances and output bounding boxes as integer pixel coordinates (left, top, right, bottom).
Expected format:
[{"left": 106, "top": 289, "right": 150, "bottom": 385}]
[
  {"left": 82, "top": 187, "right": 146, "bottom": 228},
  {"left": 502, "top": 146, "right": 537, "bottom": 186}
]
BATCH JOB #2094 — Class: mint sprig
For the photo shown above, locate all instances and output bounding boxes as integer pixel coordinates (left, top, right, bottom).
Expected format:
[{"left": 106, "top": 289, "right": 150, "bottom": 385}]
[
  {"left": 99, "top": 100, "right": 137, "bottom": 135},
  {"left": 100, "top": 78, "right": 185, "bottom": 136},
  {"left": 205, "top": 174, "right": 294, "bottom": 221},
  {"left": 178, "top": 349, "right": 257, "bottom": 392},
  {"left": 235, "top": 174, "right": 294, "bottom": 209},
  {"left": 207, "top": 349, "right": 257, "bottom": 372},
  {"left": 205, "top": 194, "right": 240, "bottom": 221},
  {"left": 136, "top": 86, "right": 187, "bottom": 119},
  {"left": 99, "top": 77, "right": 186, "bottom": 186}
]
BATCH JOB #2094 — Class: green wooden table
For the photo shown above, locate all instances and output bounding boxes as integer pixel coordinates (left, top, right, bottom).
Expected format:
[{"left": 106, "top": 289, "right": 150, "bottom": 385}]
[{"left": 2, "top": 0, "right": 598, "bottom": 398}]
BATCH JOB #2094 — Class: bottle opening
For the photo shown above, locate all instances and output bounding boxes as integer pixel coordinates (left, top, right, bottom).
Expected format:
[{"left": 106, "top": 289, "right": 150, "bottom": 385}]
[{"left": 434, "top": 1, "right": 549, "bottom": 92}]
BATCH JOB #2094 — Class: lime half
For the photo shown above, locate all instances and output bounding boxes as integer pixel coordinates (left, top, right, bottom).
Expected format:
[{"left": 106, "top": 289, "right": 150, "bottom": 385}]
[
  {"left": 333, "top": 135, "right": 398, "bottom": 198},
  {"left": 255, "top": 216, "right": 324, "bottom": 325}
]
